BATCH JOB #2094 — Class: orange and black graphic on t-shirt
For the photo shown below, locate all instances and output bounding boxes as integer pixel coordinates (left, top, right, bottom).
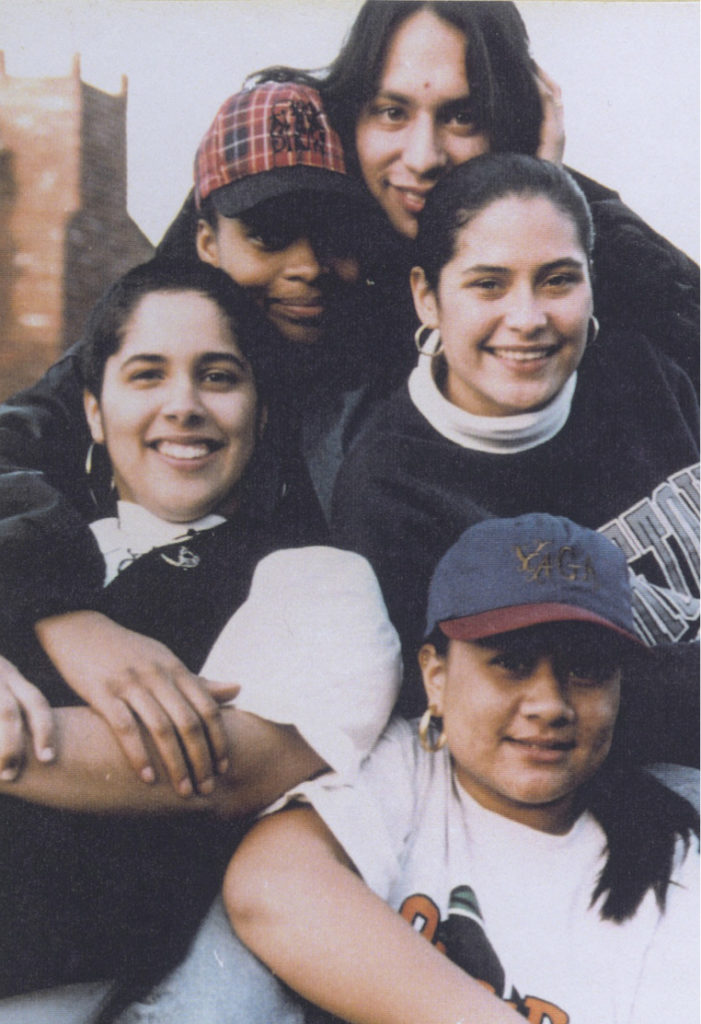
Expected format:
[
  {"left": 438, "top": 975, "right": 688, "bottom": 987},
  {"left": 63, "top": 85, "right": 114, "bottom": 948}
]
[{"left": 399, "top": 886, "right": 569, "bottom": 1024}]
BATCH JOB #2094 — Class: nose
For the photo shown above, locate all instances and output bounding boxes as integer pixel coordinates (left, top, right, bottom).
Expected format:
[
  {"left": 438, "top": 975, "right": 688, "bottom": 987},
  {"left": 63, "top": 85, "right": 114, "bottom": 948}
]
[
  {"left": 161, "top": 374, "right": 206, "bottom": 422},
  {"left": 283, "top": 237, "right": 327, "bottom": 281},
  {"left": 402, "top": 114, "right": 448, "bottom": 178},
  {"left": 503, "top": 284, "right": 548, "bottom": 336},
  {"left": 521, "top": 658, "right": 575, "bottom": 725}
]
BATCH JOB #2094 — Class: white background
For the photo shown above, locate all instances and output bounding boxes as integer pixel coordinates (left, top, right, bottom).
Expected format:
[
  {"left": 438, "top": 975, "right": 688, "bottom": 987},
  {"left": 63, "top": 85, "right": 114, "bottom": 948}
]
[{"left": 0, "top": 0, "right": 698, "bottom": 259}]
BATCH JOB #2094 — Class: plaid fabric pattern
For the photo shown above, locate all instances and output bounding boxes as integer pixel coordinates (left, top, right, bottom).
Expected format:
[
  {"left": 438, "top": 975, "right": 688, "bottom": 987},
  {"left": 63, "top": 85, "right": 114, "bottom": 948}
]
[{"left": 195, "top": 82, "right": 347, "bottom": 207}]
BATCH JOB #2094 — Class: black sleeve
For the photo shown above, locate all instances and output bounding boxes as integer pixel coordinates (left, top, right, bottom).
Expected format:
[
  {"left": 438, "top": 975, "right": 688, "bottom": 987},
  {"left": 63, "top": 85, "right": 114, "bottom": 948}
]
[
  {"left": 0, "top": 347, "right": 105, "bottom": 632},
  {"left": 571, "top": 169, "right": 700, "bottom": 393},
  {"left": 615, "top": 641, "right": 700, "bottom": 769}
]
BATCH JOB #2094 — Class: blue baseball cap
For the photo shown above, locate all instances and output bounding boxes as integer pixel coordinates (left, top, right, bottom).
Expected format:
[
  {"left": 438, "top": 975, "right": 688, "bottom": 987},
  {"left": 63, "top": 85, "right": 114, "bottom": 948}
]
[{"left": 425, "top": 514, "right": 643, "bottom": 646}]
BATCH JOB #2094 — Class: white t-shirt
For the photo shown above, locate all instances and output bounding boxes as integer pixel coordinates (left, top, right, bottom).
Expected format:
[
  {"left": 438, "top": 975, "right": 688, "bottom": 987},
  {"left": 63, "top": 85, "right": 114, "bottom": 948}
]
[{"left": 292, "top": 717, "right": 699, "bottom": 1024}]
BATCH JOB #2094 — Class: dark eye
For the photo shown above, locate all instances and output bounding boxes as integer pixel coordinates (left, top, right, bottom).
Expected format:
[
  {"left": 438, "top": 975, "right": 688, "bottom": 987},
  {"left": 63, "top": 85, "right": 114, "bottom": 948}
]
[
  {"left": 245, "top": 229, "right": 287, "bottom": 253},
  {"left": 566, "top": 664, "right": 618, "bottom": 688},
  {"left": 128, "top": 367, "right": 163, "bottom": 384},
  {"left": 472, "top": 278, "right": 502, "bottom": 292},
  {"left": 200, "top": 368, "right": 240, "bottom": 388},
  {"left": 490, "top": 652, "right": 535, "bottom": 679},
  {"left": 368, "top": 102, "right": 407, "bottom": 125},
  {"left": 543, "top": 271, "right": 582, "bottom": 291}
]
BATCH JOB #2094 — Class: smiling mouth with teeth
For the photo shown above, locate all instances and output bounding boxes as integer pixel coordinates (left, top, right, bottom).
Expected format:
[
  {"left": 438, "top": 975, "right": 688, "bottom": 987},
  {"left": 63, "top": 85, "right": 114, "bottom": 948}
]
[
  {"left": 153, "top": 440, "right": 220, "bottom": 460},
  {"left": 486, "top": 344, "right": 562, "bottom": 363}
]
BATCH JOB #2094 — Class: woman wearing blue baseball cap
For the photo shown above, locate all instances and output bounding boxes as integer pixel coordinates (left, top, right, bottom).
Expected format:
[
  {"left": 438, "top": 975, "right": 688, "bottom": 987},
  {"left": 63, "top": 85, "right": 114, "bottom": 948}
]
[{"left": 225, "top": 514, "right": 699, "bottom": 1024}]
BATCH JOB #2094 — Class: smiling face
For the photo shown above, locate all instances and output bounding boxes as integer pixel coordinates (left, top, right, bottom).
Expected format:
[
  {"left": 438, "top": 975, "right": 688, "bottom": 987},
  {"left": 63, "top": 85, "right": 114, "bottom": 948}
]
[
  {"left": 355, "top": 9, "right": 489, "bottom": 239},
  {"left": 412, "top": 193, "right": 593, "bottom": 417},
  {"left": 196, "top": 201, "right": 361, "bottom": 346},
  {"left": 84, "top": 289, "right": 260, "bottom": 523},
  {"left": 420, "top": 625, "right": 622, "bottom": 834}
]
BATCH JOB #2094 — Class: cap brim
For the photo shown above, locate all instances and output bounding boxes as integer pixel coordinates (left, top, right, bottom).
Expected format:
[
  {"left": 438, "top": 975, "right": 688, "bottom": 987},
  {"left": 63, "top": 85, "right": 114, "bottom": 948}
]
[
  {"left": 210, "top": 165, "right": 371, "bottom": 218},
  {"left": 439, "top": 602, "right": 644, "bottom": 647}
]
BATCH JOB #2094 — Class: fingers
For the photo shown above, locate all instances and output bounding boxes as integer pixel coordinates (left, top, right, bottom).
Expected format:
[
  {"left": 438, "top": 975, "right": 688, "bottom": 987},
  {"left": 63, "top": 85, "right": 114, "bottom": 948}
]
[
  {"left": 96, "top": 666, "right": 231, "bottom": 797},
  {"left": 0, "top": 658, "right": 56, "bottom": 781},
  {"left": 204, "top": 679, "right": 241, "bottom": 703},
  {"left": 534, "top": 63, "right": 565, "bottom": 164}
]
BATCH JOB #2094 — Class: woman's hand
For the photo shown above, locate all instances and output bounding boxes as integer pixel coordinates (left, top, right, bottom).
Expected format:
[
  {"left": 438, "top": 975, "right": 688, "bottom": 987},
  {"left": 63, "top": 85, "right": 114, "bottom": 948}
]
[
  {"left": 35, "top": 611, "right": 239, "bottom": 797},
  {"left": 0, "top": 653, "right": 55, "bottom": 780},
  {"left": 534, "top": 64, "right": 565, "bottom": 164}
]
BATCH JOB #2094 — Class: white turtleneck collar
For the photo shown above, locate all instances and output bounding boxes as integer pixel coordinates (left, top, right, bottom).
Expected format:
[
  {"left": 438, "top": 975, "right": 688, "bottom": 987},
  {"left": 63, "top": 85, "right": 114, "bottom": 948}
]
[
  {"left": 89, "top": 501, "right": 226, "bottom": 586},
  {"left": 408, "top": 353, "right": 576, "bottom": 455}
]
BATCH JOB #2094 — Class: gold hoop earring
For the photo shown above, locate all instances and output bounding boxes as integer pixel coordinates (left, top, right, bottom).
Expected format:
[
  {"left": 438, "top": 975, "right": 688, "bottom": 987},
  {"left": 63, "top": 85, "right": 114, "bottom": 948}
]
[
  {"left": 414, "top": 325, "right": 443, "bottom": 357},
  {"left": 418, "top": 704, "right": 447, "bottom": 754},
  {"left": 587, "top": 315, "right": 600, "bottom": 345}
]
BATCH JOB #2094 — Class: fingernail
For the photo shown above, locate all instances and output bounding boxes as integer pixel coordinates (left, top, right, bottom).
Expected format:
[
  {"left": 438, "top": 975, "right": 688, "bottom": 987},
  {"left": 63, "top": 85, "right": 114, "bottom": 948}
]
[
  {"left": 0, "top": 767, "right": 18, "bottom": 782},
  {"left": 141, "top": 767, "right": 156, "bottom": 784},
  {"left": 199, "top": 777, "right": 215, "bottom": 795},
  {"left": 39, "top": 747, "right": 55, "bottom": 763},
  {"left": 217, "top": 758, "right": 229, "bottom": 775},
  {"left": 178, "top": 778, "right": 193, "bottom": 797}
]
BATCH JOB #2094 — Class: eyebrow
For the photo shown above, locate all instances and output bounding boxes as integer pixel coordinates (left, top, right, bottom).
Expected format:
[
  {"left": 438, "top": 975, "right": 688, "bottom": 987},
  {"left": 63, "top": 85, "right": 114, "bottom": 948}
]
[
  {"left": 372, "top": 88, "right": 473, "bottom": 109},
  {"left": 462, "top": 258, "right": 585, "bottom": 275},
  {"left": 120, "top": 352, "right": 248, "bottom": 371}
]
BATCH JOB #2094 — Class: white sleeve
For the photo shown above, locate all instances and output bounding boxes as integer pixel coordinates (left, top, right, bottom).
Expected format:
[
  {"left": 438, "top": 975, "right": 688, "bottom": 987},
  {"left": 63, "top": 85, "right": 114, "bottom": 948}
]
[
  {"left": 628, "top": 838, "right": 700, "bottom": 1022},
  {"left": 201, "top": 546, "right": 402, "bottom": 776},
  {"left": 281, "top": 717, "right": 419, "bottom": 899}
]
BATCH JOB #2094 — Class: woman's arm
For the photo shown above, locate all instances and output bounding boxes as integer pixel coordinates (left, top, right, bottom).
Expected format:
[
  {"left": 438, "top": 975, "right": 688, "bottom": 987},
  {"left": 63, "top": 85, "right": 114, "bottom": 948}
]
[
  {"left": 0, "top": 700, "right": 325, "bottom": 817},
  {"left": 225, "top": 807, "right": 522, "bottom": 1024}
]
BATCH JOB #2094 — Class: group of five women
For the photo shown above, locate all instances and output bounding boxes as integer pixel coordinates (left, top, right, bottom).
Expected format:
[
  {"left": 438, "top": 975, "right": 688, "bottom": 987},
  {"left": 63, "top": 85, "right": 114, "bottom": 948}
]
[{"left": 0, "top": 2, "right": 697, "bottom": 1022}]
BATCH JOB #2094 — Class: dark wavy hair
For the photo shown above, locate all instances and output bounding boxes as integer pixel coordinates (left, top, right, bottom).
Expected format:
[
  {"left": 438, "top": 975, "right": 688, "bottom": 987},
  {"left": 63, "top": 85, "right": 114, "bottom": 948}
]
[
  {"left": 422, "top": 622, "right": 699, "bottom": 923},
  {"left": 415, "top": 153, "right": 595, "bottom": 289},
  {"left": 250, "top": 1, "right": 542, "bottom": 177}
]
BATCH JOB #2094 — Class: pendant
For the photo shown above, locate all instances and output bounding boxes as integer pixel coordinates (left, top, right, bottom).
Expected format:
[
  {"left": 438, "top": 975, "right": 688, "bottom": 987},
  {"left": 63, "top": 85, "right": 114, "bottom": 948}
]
[{"left": 160, "top": 545, "right": 200, "bottom": 570}]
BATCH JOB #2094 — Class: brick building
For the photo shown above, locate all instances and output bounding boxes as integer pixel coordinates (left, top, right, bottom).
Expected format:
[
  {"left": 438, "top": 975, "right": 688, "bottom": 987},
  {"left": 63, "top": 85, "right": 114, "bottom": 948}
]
[{"left": 0, "top": 54, "right": 153, "bottom": 399}]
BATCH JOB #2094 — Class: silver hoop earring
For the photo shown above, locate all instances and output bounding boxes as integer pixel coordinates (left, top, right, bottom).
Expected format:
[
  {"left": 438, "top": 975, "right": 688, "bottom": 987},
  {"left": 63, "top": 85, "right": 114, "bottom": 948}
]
[
  {"left": 587, "top": 315, "right": 600, "bottom": 345},
  {"left": 414, "top": 325, "right": 443, "bottom": 357}
]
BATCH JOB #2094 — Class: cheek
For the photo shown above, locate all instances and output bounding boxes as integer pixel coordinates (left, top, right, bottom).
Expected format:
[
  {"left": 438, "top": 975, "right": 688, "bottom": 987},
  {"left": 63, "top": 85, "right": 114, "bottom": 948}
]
[
  {"left": 445, "top": 135, "right": 490, "bottom": 166},
  {"left": 330, "top": 257, "right": 360, "bottom": 284}
]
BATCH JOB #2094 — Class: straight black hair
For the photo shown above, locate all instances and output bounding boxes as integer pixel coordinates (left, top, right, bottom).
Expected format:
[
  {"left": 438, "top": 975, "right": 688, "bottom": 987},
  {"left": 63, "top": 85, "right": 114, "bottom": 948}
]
[
  {"left": 415, "top": 153, "right": 595, "bottom": 289},
  {"left": 322, "top": 1, "right": 541, "bottom": 172},
  {"left": 251, "top": 2, "right": 542, "bottom": 176}
]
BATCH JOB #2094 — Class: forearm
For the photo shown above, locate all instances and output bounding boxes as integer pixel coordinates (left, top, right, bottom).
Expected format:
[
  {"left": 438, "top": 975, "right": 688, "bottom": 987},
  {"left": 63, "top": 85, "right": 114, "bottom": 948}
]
[
  {"left": 0, "top": 706, "right": 324, "bottom": 816},
  {"left": 226, "top": 809, "right": 520, "bottom": 1024}
]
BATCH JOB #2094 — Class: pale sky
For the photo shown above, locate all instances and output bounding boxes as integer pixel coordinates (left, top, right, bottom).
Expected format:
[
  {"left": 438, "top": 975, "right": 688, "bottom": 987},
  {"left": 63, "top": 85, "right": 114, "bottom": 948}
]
[{"left": 1, "top": 1, "right": 698, "bottom": 259}]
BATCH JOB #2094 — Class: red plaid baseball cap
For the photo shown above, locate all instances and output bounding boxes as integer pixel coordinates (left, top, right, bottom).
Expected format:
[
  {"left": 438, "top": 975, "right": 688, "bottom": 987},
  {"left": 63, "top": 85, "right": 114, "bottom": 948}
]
[{"left": 194, "top": 81, "right": 368, "bottom": 216}]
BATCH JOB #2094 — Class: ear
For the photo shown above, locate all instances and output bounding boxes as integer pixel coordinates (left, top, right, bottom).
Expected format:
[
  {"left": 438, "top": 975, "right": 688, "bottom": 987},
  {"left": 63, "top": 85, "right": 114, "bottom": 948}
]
[
  {"left": 410, "top": 266, "right": 440, "bottom": 329},
  {"left": 196, "top": 218, "right": 220, "bottom": 267},
  {"left": 83, "top": 389, "right": 105, "bottom": 445},
  {"left": 418, "top": 643, "right": 447, "bottom": 715}
]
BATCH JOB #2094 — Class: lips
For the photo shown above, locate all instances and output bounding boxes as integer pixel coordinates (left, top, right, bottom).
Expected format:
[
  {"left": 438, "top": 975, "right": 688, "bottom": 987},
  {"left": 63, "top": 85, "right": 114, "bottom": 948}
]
[
  {"left": 505, "top": 736, "right": 575, "bottom": 763},
  {"left": 390, "top": 183, "right": 433, "bottom": 215},
  {"left": 508, "top": 736, "right": 574, "bottom": 750},
  {"left": 270, "top": 296, "right": 325, "bottom": 321}
]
